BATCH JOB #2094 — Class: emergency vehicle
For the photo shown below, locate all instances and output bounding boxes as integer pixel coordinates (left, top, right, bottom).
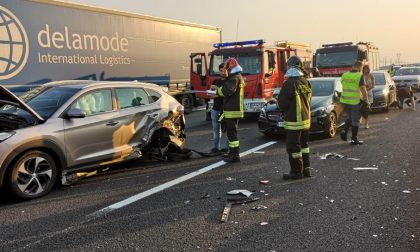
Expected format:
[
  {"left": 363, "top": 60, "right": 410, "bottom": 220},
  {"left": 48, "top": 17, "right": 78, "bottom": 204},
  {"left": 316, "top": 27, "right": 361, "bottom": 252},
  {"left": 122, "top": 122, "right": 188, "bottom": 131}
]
[
  {"left": 190, "top": 39, "right": 313, "bottom": 116},
  {"left": 315, "top": 42, "right": 379, "bottom": 77}
]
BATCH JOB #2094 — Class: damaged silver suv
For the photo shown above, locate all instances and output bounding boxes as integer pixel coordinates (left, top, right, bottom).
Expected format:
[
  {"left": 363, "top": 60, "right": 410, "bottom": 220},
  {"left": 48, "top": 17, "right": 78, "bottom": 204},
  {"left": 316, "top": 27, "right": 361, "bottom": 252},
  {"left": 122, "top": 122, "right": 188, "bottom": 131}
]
[{"left": 0, "top": 81, "right": 187, "bottom": 199}]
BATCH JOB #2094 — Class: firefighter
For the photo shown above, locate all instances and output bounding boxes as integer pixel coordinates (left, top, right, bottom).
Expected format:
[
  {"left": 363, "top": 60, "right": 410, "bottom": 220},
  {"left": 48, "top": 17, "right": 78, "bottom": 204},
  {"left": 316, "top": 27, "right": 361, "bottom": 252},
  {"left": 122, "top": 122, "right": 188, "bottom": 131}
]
[
  {"left": 210, "top": 58, "right": 245, "bottom": 163},
  {"left": 278, "top": 56, "right": 312, "bottom": 180},
  {"left": 339, "top": 61, "right": 369, "bottom": 145}
]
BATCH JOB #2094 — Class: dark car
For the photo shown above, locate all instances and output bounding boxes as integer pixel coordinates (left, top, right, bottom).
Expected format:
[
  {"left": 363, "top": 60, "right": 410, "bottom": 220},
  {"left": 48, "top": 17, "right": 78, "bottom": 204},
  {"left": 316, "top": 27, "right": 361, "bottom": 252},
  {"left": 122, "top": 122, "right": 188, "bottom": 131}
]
[
  {"left": 370, "top": 71, "right": 398, "bottom": 112},
  {"left": 258, "top": 77, "right": 344, "bottom": 138},
  {"left": 0, "top": 81, "right": 188, "bottom": 199}
]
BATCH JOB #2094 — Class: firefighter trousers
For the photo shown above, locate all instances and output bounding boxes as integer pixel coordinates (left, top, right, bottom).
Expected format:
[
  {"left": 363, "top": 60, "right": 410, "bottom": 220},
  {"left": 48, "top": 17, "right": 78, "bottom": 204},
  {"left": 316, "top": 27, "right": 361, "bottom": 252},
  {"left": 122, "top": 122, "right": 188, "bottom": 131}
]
[
  {"left": 285, "top": 130, "right": 310, "bottom": 173},
  {"left": 225, "top": 119, "right": 239, "bottom": 151}
]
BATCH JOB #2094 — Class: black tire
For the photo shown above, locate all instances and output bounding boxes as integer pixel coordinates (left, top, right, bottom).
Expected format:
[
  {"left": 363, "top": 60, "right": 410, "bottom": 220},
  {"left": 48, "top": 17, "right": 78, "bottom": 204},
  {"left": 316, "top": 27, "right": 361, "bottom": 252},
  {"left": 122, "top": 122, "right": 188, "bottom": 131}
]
[
  {"left": 324, "top": 112, "right": 337, "bottom": 138},
  {"left": 7, "top": 150, "right": 57, "bottom": 200},
  {"left": 181, "top": 94, "right": 193, "bottom": 114}
]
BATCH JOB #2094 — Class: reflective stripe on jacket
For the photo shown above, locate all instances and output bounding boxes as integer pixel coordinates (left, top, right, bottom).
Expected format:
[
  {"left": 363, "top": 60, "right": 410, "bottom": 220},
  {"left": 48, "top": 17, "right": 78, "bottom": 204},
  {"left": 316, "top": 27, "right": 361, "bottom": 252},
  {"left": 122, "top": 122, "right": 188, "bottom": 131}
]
[
  {"left": 340, "top": 72, "right": 362, "bottom": 105},
  {"left": 278, "top": 76, "right": 312, "bottom": 130},
  {"left": 217, "top": 72, "right": 244, "bottom": 119}
]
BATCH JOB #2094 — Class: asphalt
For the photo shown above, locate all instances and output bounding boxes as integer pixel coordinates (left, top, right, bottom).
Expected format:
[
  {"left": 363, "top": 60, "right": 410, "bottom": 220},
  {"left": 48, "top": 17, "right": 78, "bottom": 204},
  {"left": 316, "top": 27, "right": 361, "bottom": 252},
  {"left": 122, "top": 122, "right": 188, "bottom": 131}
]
[{"left": 0, "top": 105, "right": 419, "bottom": 252}]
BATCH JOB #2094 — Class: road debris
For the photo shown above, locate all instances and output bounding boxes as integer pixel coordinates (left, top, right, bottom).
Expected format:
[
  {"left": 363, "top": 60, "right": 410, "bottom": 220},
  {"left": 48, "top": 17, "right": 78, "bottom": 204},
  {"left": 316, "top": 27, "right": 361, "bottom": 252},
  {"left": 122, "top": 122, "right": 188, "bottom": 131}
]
[
  {"left": 381, "top": 182, "right": 388, "bottom": 186},
  {"left": 220, "top": 197, "right": 260, "bottom": 222},
  {"left": 252, "top": 205, "right": 268, "bottom": 211},
  {"left": 260, "top": 222, "right": 269, "bottom": 226},
  {"left": 227, "top": 189, "right": 253, "bottom": 197},
  {"left": 353, "top": 167, "right": 378, "bottom": 171},
  {"left": 373, "top": 234, "right": 378, "bottom": 238},
  {"left": 226, "top": 177, "right": 235, "bottom": 181},
  {"left": 201, "top": 193, "right": 210, "bottom": 199},
  {"left": 402, "top": 190, "right": 411, "bottom": 194},
  {"left": 347, "top": 158, "right": 360, "bottom": 161},
  {"left": 259, "top": 180, "right": 269, "bottom": 185},
  {"left": 320, "top": 153, "right": 344, "bottom": 159}
]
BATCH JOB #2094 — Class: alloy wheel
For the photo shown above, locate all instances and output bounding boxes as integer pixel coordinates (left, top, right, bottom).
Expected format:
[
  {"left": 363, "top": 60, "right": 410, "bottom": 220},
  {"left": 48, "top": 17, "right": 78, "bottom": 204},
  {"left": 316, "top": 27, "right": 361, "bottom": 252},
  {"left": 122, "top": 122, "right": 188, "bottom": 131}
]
[{"left": 16, "top": 156, "right": 53, "bottom": 196}]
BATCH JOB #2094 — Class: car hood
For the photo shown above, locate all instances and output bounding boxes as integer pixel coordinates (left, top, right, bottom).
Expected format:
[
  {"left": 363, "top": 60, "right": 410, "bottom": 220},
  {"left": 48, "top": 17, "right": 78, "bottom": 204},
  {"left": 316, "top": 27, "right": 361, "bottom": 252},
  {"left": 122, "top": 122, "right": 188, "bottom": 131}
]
[
  {"left": 0, "top": 85, "right": 44, "bottom": 122},
  {"left": 372, "top": 86, "right": 386, "bottom": 92},
  {"left": 393, "top": 75, "right": 420, "bottom": 81},
  {"left": 311, "top": 96, "right": 332, "bottom": 110}
]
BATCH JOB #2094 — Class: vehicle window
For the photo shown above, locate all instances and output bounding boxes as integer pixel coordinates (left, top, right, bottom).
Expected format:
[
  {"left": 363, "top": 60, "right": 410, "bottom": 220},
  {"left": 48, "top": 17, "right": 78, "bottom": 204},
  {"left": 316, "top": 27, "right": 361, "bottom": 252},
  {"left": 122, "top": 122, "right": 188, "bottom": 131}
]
[
  {"left": 145, "top": 89, "right": 162, "bottom": 103},
  {"left": 116, "top": 88, "right": 150, "bottom": 109},
  {"left": 395, "top": 68, "right": 420, "bottom": 76},
  {"left": 71, "top": 89, "right": 112, "bottom": 116},
  {"left": 310, "top": 80, "right": 335, "bottom": 96},
  {"left": 316, "top": 50, "right": 358, "bottom": 68},
  {"left": 210, "top": 52, "right": 262, "bottom": 76},
  {"left": 372, "top": 73, "right": 385, "bottom": 85},
  {"left": 0, "top": 86, "right": 79, "bottom": 120}
]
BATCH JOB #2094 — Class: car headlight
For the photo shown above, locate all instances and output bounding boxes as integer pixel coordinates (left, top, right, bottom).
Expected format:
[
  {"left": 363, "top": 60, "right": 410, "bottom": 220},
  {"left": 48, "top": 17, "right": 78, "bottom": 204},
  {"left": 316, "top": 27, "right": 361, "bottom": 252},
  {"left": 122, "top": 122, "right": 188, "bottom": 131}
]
[
  {"left": 311, "top": 107, "right": 326, "bottom": 117},
  {"left": 0, "top": 131, "right": 15, "bottom": 142}
]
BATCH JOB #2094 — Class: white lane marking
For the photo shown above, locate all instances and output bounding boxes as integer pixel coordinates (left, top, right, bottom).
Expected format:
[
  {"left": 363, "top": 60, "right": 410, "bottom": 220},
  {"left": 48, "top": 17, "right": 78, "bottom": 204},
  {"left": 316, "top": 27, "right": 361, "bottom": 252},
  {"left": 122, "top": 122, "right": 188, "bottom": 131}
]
[{"left": 89, "top": 141, "right": 277, "bottom": 217}]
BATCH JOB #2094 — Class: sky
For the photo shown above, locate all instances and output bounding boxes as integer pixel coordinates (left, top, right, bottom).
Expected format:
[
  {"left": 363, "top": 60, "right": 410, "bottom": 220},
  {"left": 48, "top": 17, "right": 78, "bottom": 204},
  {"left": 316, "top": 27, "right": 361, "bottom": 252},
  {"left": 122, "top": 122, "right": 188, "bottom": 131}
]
[{"left": 70, "top": 0, "right": 420, "bottom": 65}]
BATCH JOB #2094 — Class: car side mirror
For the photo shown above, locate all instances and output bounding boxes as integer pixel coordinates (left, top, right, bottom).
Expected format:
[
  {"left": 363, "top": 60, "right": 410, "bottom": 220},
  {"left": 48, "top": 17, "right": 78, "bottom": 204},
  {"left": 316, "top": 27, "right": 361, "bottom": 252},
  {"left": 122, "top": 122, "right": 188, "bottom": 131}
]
[{"left": 65, "top": 108, "right": 86, "bottom": 119}]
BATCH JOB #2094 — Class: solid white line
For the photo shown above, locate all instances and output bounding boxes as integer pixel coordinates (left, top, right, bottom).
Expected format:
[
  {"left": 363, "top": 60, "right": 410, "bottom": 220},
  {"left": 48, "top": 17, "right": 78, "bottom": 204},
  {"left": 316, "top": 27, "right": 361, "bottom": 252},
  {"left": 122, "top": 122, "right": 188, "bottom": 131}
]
[{"left": 92, "top": 141, "right": 277, "bottom": 216}]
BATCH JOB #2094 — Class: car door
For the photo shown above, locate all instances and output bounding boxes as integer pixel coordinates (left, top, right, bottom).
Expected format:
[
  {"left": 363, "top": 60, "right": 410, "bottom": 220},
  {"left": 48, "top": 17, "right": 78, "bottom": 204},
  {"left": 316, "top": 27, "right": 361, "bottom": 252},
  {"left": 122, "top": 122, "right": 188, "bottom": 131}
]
[
  {"left": 334, "top": 79, "right": 346, "bottom": 126},
  {"left": 63, "top": 89, "right": 119, "bottom": 168},
  {"left": 113, "top": 87, "right": 161, "bottom": 158}
]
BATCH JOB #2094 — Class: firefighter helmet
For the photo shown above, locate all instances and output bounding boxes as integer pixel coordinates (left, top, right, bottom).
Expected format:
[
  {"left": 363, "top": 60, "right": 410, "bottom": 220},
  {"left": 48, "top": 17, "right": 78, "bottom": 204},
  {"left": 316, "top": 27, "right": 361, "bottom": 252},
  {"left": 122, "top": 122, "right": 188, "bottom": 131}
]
[
  {"left": 287, "top": 56, "right": 304, "bottom": 71},
  {"left": 224, "top": 58, "right": 239, "bottom": 72}
]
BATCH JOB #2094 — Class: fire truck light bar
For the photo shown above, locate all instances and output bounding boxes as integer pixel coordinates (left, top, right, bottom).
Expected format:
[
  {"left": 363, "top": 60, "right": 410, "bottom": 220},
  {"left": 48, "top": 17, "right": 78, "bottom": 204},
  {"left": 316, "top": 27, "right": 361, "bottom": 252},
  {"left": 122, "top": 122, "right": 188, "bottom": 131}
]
[
  {"left": 322, "top": 42, "right": 353, "bottom": 47},
  {"left": 213, "top": 39, "right": 265, "bottom": 48}
]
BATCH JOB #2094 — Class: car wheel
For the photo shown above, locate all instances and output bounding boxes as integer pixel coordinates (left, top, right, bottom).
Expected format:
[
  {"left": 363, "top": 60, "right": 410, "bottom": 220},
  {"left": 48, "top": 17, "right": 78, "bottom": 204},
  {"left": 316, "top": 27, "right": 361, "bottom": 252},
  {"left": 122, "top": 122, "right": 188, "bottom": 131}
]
[
  {"left": 7, "top": 150, "right": 57, "bottom": 200},
  {"left": 181, "top": 94, "right": 193, "bottom": 114},
  {"left": 325, "top": 112, "right": 337, "bottom": 138}
]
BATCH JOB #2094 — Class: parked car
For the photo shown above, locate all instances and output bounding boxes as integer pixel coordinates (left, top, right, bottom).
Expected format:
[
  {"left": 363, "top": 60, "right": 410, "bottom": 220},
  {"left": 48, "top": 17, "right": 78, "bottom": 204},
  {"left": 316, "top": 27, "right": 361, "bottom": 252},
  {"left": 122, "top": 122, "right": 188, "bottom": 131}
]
[
  {"left": 392, "top": 66, "right": 420, "bottom": 91},
  {"left": 371, "top": 71, "right": 398, "bottom": 112},
  {"left": 258, "top": 77, "right": 344, "bottom": 138},
  {"left": 0, "top": 81, "right": 188, "bottom": 199}
]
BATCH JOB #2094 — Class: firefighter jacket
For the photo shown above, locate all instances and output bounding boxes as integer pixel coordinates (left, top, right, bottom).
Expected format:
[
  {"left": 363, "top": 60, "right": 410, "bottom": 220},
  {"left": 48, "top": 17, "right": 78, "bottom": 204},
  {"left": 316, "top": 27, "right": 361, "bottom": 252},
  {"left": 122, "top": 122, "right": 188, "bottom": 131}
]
[
  {"left": 278, "top": 76, "right": 312, "bottom": 130},
  {"left": 340, "top": 71, "right": 363, "bottom": 105},
  {"left": 217, "top": 72, "right": 245, "bottom": 119}
]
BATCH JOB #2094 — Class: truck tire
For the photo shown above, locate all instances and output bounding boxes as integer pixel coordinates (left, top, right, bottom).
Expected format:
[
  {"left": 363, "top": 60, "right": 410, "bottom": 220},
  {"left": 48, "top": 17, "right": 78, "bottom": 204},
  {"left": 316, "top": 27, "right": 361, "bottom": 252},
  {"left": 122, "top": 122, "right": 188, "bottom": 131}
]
[{"left": 181, "top": 94, "right": 193, "bottom": 114}]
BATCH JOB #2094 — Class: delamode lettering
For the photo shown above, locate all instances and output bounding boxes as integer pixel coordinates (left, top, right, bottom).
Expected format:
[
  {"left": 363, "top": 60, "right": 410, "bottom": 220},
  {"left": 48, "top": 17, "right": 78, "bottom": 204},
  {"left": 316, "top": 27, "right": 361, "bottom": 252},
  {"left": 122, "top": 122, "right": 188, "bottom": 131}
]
[{"left": 37, "top": 24, "right": 129, "bottom": 52}]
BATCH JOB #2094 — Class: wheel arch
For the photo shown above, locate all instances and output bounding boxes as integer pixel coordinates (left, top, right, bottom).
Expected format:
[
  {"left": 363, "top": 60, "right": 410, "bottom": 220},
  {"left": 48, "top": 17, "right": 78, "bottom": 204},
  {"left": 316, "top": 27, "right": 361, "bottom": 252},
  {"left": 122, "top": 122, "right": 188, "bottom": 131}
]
[{"left": 0, "top": 140, "right": 66, "bottom": 188}]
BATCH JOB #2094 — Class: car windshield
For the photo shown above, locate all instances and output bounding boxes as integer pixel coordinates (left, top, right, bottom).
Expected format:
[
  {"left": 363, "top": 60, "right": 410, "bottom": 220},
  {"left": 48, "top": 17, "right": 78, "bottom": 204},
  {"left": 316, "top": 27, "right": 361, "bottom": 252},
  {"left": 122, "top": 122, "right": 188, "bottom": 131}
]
[
  {"left": 395, "top": 68, "right": 420, "bottom": 76},
  {"left": 210, "top": 52, "right": 262, "bottom": 76},
  {"left": 0, "top": 86, "right": 79, "bottom": 120},
  {"left": 372, "top": 73, "right": 386, "bottom": 85},
  {"left": 316, "top": 50, "right": 357, "bottom": 68},
  {"left": 310, "top": 80, "right": 335, "bottom": 96}
]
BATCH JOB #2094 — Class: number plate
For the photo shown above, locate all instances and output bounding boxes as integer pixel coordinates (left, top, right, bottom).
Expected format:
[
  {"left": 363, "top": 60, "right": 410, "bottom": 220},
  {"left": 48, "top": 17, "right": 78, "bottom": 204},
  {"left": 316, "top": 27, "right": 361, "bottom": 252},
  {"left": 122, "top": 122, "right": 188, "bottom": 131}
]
[{"left": 276, "top": 121, "right": 284, "bottom": 127}]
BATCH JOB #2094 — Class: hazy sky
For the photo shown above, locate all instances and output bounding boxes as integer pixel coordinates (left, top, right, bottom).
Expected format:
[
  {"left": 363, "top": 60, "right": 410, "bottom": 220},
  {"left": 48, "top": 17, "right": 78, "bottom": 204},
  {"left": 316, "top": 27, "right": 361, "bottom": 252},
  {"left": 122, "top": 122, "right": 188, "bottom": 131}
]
[{"left": 70, "top": 0, "right": 420, "bottom": 65}]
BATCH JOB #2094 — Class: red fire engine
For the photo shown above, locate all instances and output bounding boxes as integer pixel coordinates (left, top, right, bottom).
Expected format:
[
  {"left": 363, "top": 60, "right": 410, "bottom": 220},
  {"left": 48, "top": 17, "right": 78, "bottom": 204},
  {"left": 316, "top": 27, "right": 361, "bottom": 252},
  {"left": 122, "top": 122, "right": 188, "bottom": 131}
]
[
  {"left": 190, "top": 39, "right": 312, "bottom": 116},
  {"left": 315, "top": 42, "right": 379, "bottom": 77}
]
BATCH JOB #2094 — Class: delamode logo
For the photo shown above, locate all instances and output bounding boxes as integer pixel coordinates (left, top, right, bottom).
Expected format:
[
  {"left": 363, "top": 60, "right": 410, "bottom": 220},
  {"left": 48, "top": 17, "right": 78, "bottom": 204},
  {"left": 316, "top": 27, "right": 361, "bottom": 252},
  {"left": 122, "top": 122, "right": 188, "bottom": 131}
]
[{"left": 0, "top": 5, "right": 29, "bottom": 80}]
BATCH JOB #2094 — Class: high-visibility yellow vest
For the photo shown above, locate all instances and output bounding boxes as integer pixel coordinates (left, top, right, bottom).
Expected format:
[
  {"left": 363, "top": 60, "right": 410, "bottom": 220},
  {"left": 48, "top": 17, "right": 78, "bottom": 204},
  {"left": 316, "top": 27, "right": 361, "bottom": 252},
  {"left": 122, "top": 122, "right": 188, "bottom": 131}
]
[{"left": 340, "top": 72, "right": 362, "bottom": 105}]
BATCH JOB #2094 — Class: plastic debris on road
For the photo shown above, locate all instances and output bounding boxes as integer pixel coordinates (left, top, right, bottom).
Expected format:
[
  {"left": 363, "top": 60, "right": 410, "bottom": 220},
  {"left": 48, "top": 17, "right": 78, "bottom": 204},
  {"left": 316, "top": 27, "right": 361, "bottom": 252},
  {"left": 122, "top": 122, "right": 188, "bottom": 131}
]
[
  {"left": 320, "top": 153, "right": 344, "bottom": 159},
  {"left": 347, "top": 158, "right": 360, "bottom": 161},
  {"left": 227, "top": 189, "right": 253, "bottom": 197},
  {"left": 252, "top": 205, "right": 268, "bottom": 211},
  {"left": 373, "top": 234, "right": 378, "bottom": 237},
  {"left": 226, "top": 177, "right": 235, "bottom": 181},
  {"left": 381, "top": 182, "right": 388, "bottom": 186},
  {"left": 260, "top": 222, "right": 269, "bottom": 226},
  {"left": 402, "top": 190, "right": 411, "bottom": 194},
  {"left": 201, "top": 193, "right": 210, "bottom": 199},
  {"left": 353, "top": 167, "right": 378, "bottom": 171},
  {"left": 259, "top": 180, "right": 269, "bottom": 185}
]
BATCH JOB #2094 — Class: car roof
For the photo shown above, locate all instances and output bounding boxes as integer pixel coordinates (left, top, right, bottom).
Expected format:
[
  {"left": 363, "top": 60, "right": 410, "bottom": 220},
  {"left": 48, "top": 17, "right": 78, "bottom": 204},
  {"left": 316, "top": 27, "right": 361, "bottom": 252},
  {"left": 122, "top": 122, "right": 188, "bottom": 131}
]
[{"left": 41, "top": 80, "right": 161, "bottom": 90}]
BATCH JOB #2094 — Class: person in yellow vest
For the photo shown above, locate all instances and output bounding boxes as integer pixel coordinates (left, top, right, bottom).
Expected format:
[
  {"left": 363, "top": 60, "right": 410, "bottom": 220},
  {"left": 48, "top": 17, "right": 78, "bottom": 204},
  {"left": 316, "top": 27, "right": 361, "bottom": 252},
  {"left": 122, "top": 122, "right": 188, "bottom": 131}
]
[
  {"left": 340, "top": 61, "right": 369, "bottom": 145},
  {"left": 210, "top": 58, "right": 245, "bottom": 163},
  {"left": 278, "top": 56, "right": 312, "bottom": 180}
]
